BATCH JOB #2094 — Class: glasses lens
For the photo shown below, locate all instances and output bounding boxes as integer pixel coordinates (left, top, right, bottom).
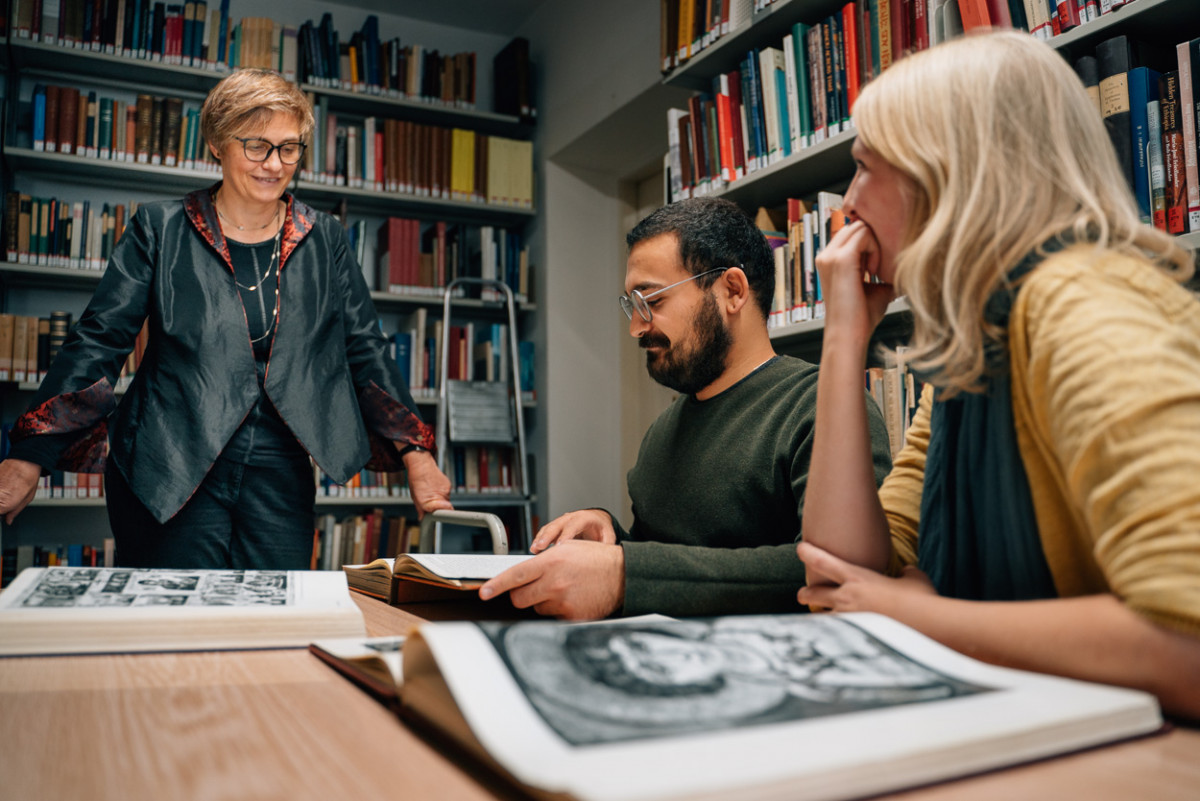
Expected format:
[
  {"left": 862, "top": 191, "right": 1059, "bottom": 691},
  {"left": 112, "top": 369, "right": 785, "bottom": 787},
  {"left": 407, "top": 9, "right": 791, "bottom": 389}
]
[
  {"left": 278, "top": 143, "right": 305, "bottom": 164},
  {"left": 619, "top": 296, "right": 634, "bottom": 320},
  {"left": 632, "top": 291, "right": 651, "bottom": 322},
  {"left": 242, "top": 139, "right": 271, "bottom": 161}
]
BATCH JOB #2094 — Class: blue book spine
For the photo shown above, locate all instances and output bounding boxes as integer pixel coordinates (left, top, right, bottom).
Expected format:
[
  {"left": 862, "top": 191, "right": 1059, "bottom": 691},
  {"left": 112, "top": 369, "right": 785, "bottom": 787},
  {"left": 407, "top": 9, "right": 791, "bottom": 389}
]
[
  {"left": 775, "top": 67, "right": 791, "bottom": 157},
  {"left": 743, "top": 52, "right": 765, "bottom": 170},
  {"left": 217, "top": 0, "right": 229, "bottom": 67},
  {"left": 32, "top": 85, "right": 47, "bottom": 151},
  {"left": 1127, "top": 67, "right": 1159, "bottom": 225},
  {"left": 791, "top": 23, "right": 812, "bottom": 144}
]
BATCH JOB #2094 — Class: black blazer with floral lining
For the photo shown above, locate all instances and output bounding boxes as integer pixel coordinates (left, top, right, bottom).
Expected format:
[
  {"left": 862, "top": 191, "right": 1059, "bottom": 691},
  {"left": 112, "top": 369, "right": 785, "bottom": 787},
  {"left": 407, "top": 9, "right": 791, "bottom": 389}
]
[{"left": 10, "top": 184, "right": 434, "bottom": 523}]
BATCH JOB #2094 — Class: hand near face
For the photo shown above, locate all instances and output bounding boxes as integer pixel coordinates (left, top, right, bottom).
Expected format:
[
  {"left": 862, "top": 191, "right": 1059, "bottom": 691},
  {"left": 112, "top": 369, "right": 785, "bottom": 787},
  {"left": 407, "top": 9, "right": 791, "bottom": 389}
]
[
  {"left": 795, "top": 541, "right": 937, "bottom": 613},
  {"left": 479, "top": 540, "right": 625, "bottom": 620},
  {"left": 529, "top": 508, "right": 618, "bottom": 553},
  {"left": 814, "top": 220, "right": 897, "bottom": 346},
  {"left": 399, "top": 447, "right": 453, "bottom": 520}
]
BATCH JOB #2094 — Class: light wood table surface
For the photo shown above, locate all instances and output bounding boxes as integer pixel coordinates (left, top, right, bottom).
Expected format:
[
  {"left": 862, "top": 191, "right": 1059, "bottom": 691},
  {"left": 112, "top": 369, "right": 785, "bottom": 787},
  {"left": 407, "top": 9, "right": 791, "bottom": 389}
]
[{"left": 1, "top": 592, "right": 1197, "bottom": 801}]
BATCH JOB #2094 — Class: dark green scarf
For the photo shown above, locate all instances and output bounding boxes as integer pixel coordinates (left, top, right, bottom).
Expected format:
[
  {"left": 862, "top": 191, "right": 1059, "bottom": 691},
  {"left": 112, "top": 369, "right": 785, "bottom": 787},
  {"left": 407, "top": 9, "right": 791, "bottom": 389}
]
[{"left": 916, "top": 246, "right": 1060, "bottom": 601}]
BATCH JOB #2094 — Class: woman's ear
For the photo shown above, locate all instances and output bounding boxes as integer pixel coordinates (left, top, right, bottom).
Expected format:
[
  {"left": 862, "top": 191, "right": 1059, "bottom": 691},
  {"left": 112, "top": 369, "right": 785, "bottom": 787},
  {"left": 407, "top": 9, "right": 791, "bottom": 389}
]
[{"left": 209, "top": 144, "right": 222, "bottom": 162}]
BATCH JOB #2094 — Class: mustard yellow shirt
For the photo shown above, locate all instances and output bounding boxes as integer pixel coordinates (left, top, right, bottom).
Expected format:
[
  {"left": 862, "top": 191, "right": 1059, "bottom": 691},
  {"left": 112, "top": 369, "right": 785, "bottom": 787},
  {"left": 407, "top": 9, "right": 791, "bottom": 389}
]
[{"left": 878, "top": 246, "right": 1200, "bottom": 638}]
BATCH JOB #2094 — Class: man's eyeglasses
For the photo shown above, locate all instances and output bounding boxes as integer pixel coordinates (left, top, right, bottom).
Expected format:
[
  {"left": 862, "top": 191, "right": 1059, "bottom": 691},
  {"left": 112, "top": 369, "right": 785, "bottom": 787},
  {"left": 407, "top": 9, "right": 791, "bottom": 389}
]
[
  {"left": 619, "top": 267, "right": 732, "bottom": 323},
  {"left": 236, "top": 137, "right": 307, "bottom": 165}
]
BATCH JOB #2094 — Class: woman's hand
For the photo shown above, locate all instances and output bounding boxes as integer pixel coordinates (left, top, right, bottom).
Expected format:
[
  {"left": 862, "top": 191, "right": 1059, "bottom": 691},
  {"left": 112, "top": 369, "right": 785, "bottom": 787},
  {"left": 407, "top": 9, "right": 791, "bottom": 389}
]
[
  {"left": 0, "top": 459, "right": 42, "bottom": 524},
  {"left": 815, "top": 220, "right": 897, "bottom": 348},
  {"left": 796, "top": 541, "right": 937, "bottom": 613},
  {"left": 400, "top": 448, "right": 453, "bottom": 519}
]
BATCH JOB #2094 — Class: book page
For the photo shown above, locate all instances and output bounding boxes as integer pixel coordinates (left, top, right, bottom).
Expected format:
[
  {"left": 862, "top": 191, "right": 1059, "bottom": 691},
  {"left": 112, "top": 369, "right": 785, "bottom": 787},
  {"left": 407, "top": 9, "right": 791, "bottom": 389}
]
[
  {"left": 0, "top": 567, "right": 366, "bottom": 655},
  {"left": 410, "top": 613, "right": 1161, "bottom": 801},
  {"left": 402, "top": 553, "right": 532, "bottom": 581},
  {"left": 312, "top": 635, "right": 407, "bottom": 687}
]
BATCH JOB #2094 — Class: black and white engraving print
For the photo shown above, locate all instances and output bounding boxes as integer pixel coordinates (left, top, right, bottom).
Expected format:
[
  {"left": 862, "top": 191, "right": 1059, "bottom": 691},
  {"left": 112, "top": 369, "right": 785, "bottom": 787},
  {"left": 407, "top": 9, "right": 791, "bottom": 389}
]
[{"left": 480, "top": 615, "right": 993, "bottom": 746}]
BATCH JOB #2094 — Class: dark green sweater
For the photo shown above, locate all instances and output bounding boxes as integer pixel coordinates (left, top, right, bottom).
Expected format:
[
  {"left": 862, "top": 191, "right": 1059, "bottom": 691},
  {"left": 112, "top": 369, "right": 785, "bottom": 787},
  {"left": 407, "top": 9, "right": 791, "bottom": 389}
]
[{"left": 615, "top": 355, "right": 893, "bottom": 617}]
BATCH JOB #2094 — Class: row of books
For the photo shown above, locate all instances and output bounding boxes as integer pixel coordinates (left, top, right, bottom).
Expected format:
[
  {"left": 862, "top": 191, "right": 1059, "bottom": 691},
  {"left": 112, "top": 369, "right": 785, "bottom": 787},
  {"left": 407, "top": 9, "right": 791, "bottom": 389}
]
[
  {"left": 866, "top": 348, "right": 921, "bottom": 458},
  {"left": 666, "top": 13, "right": 864, "bottom": 201},
  {"left": 758, "top": 194, "right": 843, "bottom": 329},
  {"left": 1080, "top": 35, "right": 1200, "bottom": 234},
  {"left": 0, "top": 313, "right": 146, "bottom": 389},
  {"left": 303, "top": 100, "right": 534, "bottom": 209},
  {"left": 297, "top": 13, "right": 477, "bottom": 109},
  {"left": 13, "top": 0, "right": 232, "bottom": 69},
  {"left": 11, "top": 1, "right": 531, "bottom": 117},
  {"left": 661, "top": 0, "right": 1132, "bottom": 76},
  {"left": 4, "top": 194, "right": 136, "bottom": 270},
  {"left": 374, "top": 218, "right": 531, "bottom": 300},
  {"left": 0, "top": 541, "right": 115, "bottom": 588},
  {"left": 0, "top": 312, "right": 66, "bottom": 382},
  {"left": 27, "top": 84, "right": 207, "bottom": 172},
  {"left": 312, "top": 509, "right": 421, "bottom": 572},
  {"left": 20, "top": 86, "right": 534, "bottom": 211},
  {"left": 391, "top": 308, "right": 535, "bottom": 396}
]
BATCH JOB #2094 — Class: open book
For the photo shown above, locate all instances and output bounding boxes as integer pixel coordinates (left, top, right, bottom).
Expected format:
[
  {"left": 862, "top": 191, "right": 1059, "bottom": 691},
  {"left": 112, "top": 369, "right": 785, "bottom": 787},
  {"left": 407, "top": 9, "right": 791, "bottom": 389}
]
[
  {"left": 0, "top": 566, "right": 367, "bottom": 656},
  {"left": 393, "top": 613, "right": 1162, "bottom": 801},
  {"left": 343, "top": 553, "right": 532, "bottom": 603}
]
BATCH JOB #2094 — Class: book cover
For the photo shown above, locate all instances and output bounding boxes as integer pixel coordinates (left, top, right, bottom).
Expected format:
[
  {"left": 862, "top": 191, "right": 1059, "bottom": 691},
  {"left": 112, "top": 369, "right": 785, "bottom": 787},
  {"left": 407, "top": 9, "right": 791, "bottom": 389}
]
[
  {"left": 41, "top": 84, "right": 60, "bottom": 154},
  {"left": 0, "top": 567, "right": 367, "bottom": 655},
  {"left": 1159, "top": 71, "right": 1186, "bottom": 234},
  {"left": 1096, "top": 36, "right": 1134, "bottom": 196},
  {"left": 1127, "top": 66, "right": 1160, "bottom": 225},
  {"left": 395, "top": 613, "right": 1163, "bottom": 801},
  {"left": 1185, "top": 38, "right": 1200, "bottom": 231}
]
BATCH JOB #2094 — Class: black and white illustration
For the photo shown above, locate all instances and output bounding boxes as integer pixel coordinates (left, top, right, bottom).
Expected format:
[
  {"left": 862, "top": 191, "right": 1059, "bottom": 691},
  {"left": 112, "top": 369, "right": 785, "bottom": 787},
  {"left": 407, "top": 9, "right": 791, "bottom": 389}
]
[
  {"left": 480, "top": 615, "right": 993, "bottom": 746},
  {"left": 10, "top": 567, "right": 293, "bottom": 608}
]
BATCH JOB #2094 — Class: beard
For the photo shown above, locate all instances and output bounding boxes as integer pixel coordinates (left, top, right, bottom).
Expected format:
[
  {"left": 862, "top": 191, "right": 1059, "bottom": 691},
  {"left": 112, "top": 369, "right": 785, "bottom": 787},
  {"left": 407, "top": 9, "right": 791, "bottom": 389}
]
[{"left": 641, "top": 291, "right": 733, "bottom": 395}]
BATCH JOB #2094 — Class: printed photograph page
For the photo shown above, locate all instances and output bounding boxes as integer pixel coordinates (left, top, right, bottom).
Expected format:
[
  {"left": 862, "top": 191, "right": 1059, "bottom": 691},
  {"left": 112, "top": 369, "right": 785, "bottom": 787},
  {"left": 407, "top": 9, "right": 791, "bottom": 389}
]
[
  {"left": 0, "top": 567, "right": 366, "bottom": 655},
  {"left": 412, "top": 613, "right": 1161, "bottom": 801}
]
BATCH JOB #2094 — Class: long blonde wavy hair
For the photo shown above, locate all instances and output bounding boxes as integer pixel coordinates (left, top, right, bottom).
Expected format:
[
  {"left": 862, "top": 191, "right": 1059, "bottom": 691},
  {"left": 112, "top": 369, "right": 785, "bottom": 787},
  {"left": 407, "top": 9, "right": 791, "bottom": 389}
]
[{"left": 853, "top": 30, "right": 1192, "bottom": 396}]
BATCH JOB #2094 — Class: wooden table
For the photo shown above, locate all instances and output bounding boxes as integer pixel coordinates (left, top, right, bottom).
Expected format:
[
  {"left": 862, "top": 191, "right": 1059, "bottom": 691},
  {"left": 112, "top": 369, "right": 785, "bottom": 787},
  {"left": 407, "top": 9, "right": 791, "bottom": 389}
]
[{"left": 1, "top": 593, "right": 1197, "bottom": 801}]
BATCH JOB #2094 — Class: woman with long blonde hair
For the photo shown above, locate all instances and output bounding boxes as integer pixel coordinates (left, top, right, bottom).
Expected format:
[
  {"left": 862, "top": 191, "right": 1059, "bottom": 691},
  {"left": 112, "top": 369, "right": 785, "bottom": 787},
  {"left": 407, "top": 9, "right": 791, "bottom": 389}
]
[{"left": 796, "top": 30, "right": 1200, "bottom": 718}]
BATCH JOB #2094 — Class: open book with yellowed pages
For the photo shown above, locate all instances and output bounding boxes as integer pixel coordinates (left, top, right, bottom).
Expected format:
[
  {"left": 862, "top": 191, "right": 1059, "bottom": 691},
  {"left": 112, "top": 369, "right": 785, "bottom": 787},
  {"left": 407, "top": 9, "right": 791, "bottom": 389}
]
[
  {"left": 342, "top": 553, "right": 533, "bottom": 603},
  {"left": 0, "top": 566, "right": 366, "bottom": 656},
  {"left": 395, "top": 613, "right": 1162, "bottom": 801}
]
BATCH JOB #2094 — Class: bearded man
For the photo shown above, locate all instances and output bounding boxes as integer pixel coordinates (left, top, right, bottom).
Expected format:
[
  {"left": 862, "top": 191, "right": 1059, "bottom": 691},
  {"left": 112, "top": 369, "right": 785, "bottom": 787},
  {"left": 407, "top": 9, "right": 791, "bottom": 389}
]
[{"left": 481, "top": 197, "right": 893, "bottom": 619}]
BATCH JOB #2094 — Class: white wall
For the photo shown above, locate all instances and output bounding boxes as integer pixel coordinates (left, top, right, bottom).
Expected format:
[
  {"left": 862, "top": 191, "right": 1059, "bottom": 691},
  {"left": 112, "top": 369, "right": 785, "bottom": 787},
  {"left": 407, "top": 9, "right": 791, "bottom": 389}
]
[{"left": 515, "top": 1, "right": 689, "bottom": 523}]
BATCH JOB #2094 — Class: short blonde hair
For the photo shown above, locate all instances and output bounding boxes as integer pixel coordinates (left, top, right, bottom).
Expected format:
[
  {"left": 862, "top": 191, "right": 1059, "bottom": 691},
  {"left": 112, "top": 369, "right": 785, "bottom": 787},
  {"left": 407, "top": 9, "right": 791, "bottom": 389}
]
[
  {"left": 854, "top": 30, "right": 1192, "bottom": 396},
  {"left": 200, "top": 68, "right": 314, "bottom": 151}
]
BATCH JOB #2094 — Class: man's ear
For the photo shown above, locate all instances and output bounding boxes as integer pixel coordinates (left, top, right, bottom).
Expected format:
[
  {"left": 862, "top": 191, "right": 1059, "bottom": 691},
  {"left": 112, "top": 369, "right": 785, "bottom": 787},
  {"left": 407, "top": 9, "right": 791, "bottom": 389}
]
[{"left": 719, "top": 266, "right": 751, "bottom": 315}]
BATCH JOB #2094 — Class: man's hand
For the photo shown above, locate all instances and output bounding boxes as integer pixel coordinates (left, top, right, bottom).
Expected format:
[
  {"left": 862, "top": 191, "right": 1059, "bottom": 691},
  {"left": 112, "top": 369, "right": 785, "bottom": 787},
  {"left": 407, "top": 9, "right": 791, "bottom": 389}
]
[
  {"left": 529, "top": 508, "right": 617, "bottom": 553},
  {"left": 0, "top": 459, "right": 42, "bottom": 525},
  {"left": 399, "top": 447, "right": 453, "bottom": 520},
  {"left": 796, "top": 541, "right": 937, "bottom": 613},
  {"left": 479, "top": 540, "right": 625, "bottom": 620}
]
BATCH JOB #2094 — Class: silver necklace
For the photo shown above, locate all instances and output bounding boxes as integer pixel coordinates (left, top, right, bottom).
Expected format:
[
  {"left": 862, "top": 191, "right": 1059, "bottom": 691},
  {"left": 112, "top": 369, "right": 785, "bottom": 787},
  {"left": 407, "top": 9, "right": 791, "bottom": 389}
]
[{"left": 235, "top": 229, "right": 281, "bottom": 293}]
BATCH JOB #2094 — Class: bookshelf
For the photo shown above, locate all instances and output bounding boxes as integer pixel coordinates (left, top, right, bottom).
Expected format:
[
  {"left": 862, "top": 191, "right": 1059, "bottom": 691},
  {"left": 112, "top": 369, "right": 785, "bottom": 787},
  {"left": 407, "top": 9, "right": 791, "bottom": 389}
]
[
  {"left": 0, "top": 2, "right": 542, "bottom": 572},
  {"left": 659, "top": 0, "right": 1200, "bottom": 361}
]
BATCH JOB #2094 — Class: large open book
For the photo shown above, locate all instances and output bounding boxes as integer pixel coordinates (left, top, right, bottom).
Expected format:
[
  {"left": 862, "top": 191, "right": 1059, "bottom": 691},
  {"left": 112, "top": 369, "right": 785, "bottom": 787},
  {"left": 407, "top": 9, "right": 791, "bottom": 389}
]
[
  {"left": 393, "top": 613, "right": 1162, "bottom": 801},
  {"left": 343, "top": 553, "right": 532, "bottom": 603},
  {"left": 0, "top": 566, "right": 367, "bottom": 656}
]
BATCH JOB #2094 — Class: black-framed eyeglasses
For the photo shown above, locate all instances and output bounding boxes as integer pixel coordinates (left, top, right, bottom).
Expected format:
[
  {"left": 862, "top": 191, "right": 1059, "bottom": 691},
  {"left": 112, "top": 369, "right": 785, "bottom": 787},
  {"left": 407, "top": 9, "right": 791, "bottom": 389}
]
[
  {"left": 236, "top": 137, "right": 307, "bottom": 165},
  {"left": 619, "top": 267, "right": 733, "bottom": 323}
]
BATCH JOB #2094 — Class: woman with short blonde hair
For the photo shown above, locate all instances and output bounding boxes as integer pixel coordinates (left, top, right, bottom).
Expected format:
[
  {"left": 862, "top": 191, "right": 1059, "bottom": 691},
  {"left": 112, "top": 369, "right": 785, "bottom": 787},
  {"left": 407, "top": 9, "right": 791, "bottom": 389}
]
[
  {"left": 797, "top": 31, "right": 1200, "bottom": 719},
  {"left": 200, "top": 67, "right": 315, "bottom": 152},
  {"left": 0, "top": 68, "right": 452, "bottom": 567}
]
